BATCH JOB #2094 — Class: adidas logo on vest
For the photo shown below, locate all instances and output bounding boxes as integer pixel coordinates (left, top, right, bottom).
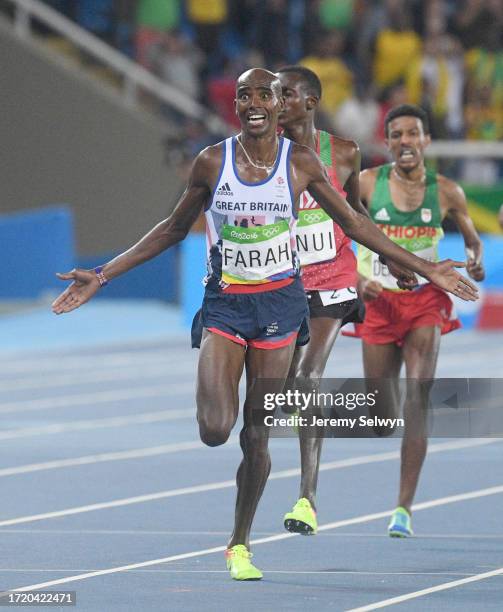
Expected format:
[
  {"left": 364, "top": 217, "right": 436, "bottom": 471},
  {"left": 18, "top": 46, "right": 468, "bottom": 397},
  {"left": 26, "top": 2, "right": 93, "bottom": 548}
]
[
  {"left": 375, "top": 207, "right": 391, "bottom": 221},
  {"left": 217, "top": 182, "right": 233, "bottom": 196}
]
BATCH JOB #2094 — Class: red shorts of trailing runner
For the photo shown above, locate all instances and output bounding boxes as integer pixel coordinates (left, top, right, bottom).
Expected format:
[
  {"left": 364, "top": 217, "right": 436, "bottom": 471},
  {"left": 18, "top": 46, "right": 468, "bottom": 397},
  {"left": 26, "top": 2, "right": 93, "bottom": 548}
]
[{"left": 347, "top": 283, "right": 461, "bottom": 346}]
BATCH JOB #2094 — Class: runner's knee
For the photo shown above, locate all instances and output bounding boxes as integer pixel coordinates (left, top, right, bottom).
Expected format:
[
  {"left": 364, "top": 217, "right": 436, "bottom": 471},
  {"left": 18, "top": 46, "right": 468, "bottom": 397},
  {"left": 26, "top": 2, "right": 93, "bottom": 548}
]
[{"left": 198, "top": 414, "right": 233, "bottom": 447}]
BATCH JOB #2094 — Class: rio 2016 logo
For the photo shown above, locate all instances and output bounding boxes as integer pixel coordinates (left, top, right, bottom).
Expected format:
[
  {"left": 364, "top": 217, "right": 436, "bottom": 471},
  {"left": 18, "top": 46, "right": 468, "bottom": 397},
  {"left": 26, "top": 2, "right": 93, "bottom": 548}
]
[{"left": 231, "top": 231, "right": 258, "bottom": 240}]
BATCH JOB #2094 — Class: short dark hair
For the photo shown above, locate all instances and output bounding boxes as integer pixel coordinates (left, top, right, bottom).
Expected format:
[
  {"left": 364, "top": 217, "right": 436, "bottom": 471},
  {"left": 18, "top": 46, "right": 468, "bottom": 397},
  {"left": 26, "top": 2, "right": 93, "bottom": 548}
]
[
  {"left": 276, "top": 65, "right": 322, "bottom": 99},
  {"left": 384, "top": 104, "right": 430, "bottom": 137}
]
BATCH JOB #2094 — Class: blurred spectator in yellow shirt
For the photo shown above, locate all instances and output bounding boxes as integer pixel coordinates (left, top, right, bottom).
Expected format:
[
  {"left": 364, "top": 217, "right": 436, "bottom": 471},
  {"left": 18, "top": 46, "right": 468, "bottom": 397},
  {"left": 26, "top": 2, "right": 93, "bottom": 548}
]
[
  {"left": 406, "top": 34, "right": 464, "bottom": 139},
  {"left": 373, "top": 0, "right": 421, "bottom": 88},
  {"left": 301, "top": 30, "right": 353, "bottom": 114},
  {"left": 463, "top": 85, "right": 503, "bottom": 184},
  {"left": 465, "top": 85, "right": 503, "bottom": 142}
]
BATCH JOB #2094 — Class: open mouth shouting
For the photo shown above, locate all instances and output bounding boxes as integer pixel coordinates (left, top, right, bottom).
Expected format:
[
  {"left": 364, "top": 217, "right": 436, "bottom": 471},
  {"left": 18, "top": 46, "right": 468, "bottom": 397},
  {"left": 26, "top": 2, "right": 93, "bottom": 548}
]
[
  {"left": 398, "top": 146, "right": 417, "bottom": 163},
  {"left": 247, "top": 112, "right": 267, "bottom": 128}
]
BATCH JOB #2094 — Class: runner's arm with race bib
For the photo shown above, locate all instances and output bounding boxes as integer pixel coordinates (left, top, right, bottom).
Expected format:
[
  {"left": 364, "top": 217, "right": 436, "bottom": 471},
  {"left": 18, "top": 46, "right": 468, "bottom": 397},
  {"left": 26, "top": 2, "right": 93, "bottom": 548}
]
[{"left": 289, "top": 145, "right": 478, "bottom": 302}]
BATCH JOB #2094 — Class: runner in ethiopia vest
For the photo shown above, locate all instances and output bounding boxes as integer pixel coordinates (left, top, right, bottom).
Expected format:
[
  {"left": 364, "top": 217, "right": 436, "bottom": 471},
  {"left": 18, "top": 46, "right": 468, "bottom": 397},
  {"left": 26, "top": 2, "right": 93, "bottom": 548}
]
[
  {"left": 358, "top": 163, "right": 445, "bottom": 290},
  {"left": 350, "top": 161, "right": 462, "bottom": 345},
  {"left": 353, "top": 103, "right": 484, "bottom": 540}
]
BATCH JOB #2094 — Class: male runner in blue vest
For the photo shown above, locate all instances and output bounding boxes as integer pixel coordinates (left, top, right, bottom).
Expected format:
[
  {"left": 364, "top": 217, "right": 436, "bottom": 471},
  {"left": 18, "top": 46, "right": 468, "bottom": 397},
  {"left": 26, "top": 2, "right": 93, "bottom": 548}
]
[{"left": 52, "top": 71, "right": 478, "bottom": 580}]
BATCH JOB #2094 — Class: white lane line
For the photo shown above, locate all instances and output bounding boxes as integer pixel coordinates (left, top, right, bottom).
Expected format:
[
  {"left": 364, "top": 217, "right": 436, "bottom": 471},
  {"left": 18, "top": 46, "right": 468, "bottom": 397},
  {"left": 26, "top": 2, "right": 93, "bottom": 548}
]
[
  {"left": 1, "top": 529, "right": 502, "bottom": 540},
  {"left": 0, "top": 334, "right": 492, "bottom": 373},
  {"left": 0, "top": 409, "right": 193, "bottom": 441},
  {"left": 0, "top": 569, "right": 476, "bottom": 576},
  {"left": 0, "top": 384, "right": 194, "bottom": 414},
  {"left": 0, "top": 438, "right": 497, "bottom": 526},
  {"left": 288, "top": 438, "right": 499, "bottom": 479},
  {"left": 3, "top": 483, "right": 503, "bottom": 594},
  {"left": 0, "top": 363, "right": 194, "bottom": 393},
  {"left": 0, "top": 347, "right": 494, "bottom": 387},
  {"left": 345, "top": 567, "right": 503, "bottom": 612},
  {"left": 0, "top": 481, "right": 238, "bottom": 527},
  {"left": 0, "top": 349, "right": 185, "bottom": 374},
  {"left": 0, "top": 438, "right": 238, "bottom": 477}
]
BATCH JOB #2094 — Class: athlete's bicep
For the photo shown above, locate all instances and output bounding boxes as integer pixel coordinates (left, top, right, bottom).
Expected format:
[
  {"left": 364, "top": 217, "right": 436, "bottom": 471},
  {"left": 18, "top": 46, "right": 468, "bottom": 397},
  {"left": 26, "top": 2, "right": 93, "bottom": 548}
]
[
  {"left": 167, "top": 185, "right": 210, "bottom": 233},
  {"left": 164, "top": 152, "right": 214, "bottom": 234}
]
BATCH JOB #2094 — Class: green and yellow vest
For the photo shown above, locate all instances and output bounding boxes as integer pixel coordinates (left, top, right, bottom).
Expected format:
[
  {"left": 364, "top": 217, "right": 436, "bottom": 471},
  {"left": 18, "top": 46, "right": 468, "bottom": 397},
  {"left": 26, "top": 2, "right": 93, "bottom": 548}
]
[{"left": 358, "top": 164, "right": 444, "bottom": 290}]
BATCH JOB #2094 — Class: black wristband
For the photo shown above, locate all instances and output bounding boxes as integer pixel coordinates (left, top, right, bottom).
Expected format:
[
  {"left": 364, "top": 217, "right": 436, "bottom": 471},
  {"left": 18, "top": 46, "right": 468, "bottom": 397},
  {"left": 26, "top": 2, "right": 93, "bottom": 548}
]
[{"left": 378, "top": 254, "right": 387, "bottom": 265}]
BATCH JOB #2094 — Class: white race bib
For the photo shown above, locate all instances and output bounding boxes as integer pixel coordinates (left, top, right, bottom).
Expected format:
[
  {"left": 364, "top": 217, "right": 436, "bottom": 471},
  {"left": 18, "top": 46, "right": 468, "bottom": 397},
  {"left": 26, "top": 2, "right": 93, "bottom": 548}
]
[
  {"left": 296, "top": 208, "right": 336, "bottom": 266},
  {"left": 371, "top": 246, "right": 436, "bottom": 290},
  {"left": 319, "top": 287, "right": 358, "bottom": 306},
  {"left": 221, "top": 220, "right": 293, "bottom": 283}
]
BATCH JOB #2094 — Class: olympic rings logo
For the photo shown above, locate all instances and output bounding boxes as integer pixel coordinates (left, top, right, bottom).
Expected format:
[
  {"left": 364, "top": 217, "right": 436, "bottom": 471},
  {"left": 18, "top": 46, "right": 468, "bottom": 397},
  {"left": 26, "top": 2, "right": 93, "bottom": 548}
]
[
  {"left": 262, "top": 227, "right": 281, "bottom": 238},
  {"left": 303, "top": 212, "right": 324, "bottom": 223}
]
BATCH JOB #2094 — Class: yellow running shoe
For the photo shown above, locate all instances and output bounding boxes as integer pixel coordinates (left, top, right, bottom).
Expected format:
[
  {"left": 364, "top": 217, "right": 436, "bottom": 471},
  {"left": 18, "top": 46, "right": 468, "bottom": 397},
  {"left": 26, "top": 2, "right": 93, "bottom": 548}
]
[
  {"left": 284, "top": 497, "right": 318, "bottom": 535},
  {"left": 388, "top": 506, "right": 413, "bottom": 537},
  {"left": 225, "top": 545, "right": 263, "bottom": 581}
]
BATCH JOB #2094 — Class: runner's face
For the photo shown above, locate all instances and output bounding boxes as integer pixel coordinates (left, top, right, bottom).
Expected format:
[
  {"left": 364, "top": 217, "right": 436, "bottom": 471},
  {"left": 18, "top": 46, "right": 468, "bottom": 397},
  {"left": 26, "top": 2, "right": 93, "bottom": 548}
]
[
  {"left": 386, "top": 116, "right": 431, "bottom": 171},
  {"left": 277, "top": 73, "right": 309, "bottom": 127},
  {"left": 235, "top": 75, "right": 283, "bottom": 136}
]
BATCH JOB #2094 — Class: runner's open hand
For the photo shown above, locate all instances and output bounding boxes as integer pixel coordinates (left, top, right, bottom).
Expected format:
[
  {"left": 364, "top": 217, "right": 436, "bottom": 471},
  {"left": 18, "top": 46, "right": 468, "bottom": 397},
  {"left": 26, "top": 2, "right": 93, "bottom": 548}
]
[
  {"left": 425, "top": 260, "right": 479, "bottom": 301},
  {"left": 357, "top": 277, "right": 383, "bottom": 302},
  {"left": 386, "top": 260, "right": 419, "bottom": 290},
  {"left": 52, "top": 269, "right": 101, "bottom": 314}
]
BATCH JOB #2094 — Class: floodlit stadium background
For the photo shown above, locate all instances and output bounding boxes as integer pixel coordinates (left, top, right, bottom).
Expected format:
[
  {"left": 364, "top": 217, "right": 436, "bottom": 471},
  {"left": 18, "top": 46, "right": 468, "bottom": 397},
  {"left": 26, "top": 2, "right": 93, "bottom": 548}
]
[
  {"left": 1, "top": 0, "right": 502, "bottom": 338},
  {"left": 1, "top": 3, "right": 503, "bottom": 610}
]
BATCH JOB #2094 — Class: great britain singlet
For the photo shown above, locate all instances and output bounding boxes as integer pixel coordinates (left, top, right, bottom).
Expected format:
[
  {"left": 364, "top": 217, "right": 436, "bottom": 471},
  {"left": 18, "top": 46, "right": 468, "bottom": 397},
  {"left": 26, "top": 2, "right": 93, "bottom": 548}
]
[
  {"left": 357, "top": 163, "right": 444, "bottom": 290},
  {"left": 296, "top": 130, "right": 357, "bottom": 292},
  {"left": 205, "top": 136, "right": 298, "bottom": 292}
]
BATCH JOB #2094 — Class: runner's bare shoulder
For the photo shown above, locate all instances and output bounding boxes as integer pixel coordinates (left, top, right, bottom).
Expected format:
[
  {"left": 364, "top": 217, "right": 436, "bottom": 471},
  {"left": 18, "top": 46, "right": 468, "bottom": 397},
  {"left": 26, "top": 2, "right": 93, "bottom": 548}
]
[
  {"left": 437, "top": 173, "right": 466, "bottom": 202},
  {"left": 331, "top": 135, "right": 360, "bottom": 164},
  {"left": 359, "top": 167, "right": 380, "bottom": 201},
  {"left": 190, "top": 142, "right": 226, "bottom": 185},
  {"left": 290, "top": 142, "right": 325, "bottom": 174}
]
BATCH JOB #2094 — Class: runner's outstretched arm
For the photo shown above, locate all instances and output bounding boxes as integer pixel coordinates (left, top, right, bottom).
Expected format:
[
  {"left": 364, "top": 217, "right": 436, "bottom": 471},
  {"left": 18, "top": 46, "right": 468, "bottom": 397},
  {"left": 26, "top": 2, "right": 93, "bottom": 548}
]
[
  {"left": 52, "top": 148, "right": 215, "bottom": 314},
  {"left": 293, "top": 146, "right": 478, "bottom": 301}
]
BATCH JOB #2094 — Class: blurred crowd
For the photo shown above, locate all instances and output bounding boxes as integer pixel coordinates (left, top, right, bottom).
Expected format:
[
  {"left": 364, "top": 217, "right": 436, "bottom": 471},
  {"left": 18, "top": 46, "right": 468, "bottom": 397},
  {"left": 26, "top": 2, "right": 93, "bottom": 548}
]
[{"left": 44, "top": 0, "right": 503, "bottom": 177}]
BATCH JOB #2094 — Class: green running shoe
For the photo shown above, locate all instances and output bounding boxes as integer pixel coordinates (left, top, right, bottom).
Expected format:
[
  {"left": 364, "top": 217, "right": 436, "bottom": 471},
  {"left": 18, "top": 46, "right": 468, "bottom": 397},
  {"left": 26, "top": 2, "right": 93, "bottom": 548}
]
[
  {"left": 225, "top": 545, "right": 263, "bottom": 581},
  {"left": 388, "top": 506, "right": 413, "bottom": 537},
  {"left": 284, "top": 497, "right": 318, "bottom": 535}
]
